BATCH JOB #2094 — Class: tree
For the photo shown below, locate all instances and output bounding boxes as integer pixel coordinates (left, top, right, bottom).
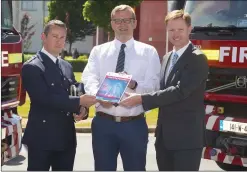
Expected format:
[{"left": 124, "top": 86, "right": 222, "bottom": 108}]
[
  {"left": 47, "top": 0, "right": 96, "bottom": 54},
  {"left": 83, "top": 0, "right": 143, "bottom": 38},
  {"left": 20, "top": 13, "right": 36, "bottom": 52}
]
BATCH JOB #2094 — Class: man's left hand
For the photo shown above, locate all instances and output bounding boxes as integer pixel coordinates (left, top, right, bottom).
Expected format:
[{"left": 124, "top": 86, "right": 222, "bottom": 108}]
[
  {"left": 128, "top": 79, "right": 137, "bottom": 89},
  {"left": 119, "top": 71, "right": 137, "bottom": 89},
  {"left": 119, "top": 92, "right": 142, "bottom": 107}
]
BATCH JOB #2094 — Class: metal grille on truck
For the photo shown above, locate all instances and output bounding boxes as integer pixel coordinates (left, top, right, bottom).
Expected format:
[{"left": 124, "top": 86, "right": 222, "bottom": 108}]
[{"left": 1, "top": 76, "right": 19, "bottom": 103}]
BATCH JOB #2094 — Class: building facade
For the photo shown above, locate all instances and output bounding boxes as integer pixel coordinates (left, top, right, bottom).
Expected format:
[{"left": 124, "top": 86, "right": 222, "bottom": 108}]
[
  {"left": 134, "top": 0, "right": 169, "bottom": 58},
  {"left": 94, "top": 0, "right": 169, "bottom": 58},
  {"left": 12, "top": 0, "right": 94, "bottom": 54},
  {"left": 12, "top": 0, "right": 169, "bottom": 56}
]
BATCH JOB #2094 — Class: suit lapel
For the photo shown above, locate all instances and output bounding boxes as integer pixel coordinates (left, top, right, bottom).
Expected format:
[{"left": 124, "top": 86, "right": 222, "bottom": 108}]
[
  {"left": 160, "top": 52, "right": 172, "bottom": 89},
  {"left": 38, "top": 51, "right": 70, "bottom": 92},
  {"left": 56, "top": 58, "right": 72, "bottom": 89},
  {"left": 38, "top": 51, "right": 58, "bottom": 70},
  {"left": 166, "top": 44, "right": 193, "bottom": 85},
  {"left": 56, "top": 58, "right": 66, "bottom": 75},
  {"left": 38, "top": 51, "right": 63, "bottom": 80},
  {"left": 160, "top": 52, "right": 172, "bottom": 78}
]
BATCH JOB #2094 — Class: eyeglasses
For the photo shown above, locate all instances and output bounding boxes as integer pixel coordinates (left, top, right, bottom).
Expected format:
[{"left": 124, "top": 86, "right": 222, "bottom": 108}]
[{"left": 111, "top": 18, "right": 135, "bottom": 24}]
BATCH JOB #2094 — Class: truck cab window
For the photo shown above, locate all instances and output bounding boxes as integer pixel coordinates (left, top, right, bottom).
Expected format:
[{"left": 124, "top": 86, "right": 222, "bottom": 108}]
[
  {"left": 184, "top": 0, "right": 247, "bottom": 28},
  {"left": 1, "top": 1, "right": 12, "bottom": 30}
]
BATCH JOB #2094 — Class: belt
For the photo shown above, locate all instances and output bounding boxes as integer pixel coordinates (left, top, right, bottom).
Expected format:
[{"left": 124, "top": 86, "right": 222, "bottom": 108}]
[{"left": 96, "top": 111, "right": 144, "bottom": 122}]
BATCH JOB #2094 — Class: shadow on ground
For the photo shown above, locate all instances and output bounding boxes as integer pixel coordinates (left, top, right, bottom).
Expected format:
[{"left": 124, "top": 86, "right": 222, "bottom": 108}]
[{"left": 3, "top": 155, "right": 26, "bottom": 166}]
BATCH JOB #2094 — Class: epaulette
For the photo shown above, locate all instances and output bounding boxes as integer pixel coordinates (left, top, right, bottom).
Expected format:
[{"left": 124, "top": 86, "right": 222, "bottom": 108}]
[{"left": 25, "top": 55, "right": 38, "bottom": 64}]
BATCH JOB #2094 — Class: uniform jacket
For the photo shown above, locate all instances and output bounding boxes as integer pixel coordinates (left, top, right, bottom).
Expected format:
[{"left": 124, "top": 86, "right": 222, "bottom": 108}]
[{"left": 21, "top": 51, "right": 84, "bottom": 150}]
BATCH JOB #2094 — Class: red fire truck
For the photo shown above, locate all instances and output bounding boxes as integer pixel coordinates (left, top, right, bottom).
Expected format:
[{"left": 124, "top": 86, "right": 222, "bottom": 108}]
[
  {"left": 169, "top": 0, "right": 247, "bottom": 171},
  {"left": 1, "top": 0, "right": 25, "bottom": 165}
]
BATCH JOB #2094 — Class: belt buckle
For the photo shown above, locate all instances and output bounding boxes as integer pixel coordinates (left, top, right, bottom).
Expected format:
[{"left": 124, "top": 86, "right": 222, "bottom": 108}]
[{"left": 115, "top": 116, "right": 121, "bottom": 122}]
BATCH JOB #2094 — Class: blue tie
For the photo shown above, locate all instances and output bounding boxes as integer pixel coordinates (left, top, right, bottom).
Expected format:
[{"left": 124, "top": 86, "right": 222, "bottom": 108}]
[
  {"left": 169, "top": 52, "right": 179, "bottom": 74},
  {"left": 115, "top": 44, "right": 126, "bottom": 73}
]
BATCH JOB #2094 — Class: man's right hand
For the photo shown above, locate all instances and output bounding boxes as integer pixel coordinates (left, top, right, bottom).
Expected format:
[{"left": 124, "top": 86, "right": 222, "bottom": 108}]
[
  {"left": 97, "top": 100, "right": 114, "bottom": 108},
  {"left": 79, "top": 94, "right": 96, "bottom": 107}
]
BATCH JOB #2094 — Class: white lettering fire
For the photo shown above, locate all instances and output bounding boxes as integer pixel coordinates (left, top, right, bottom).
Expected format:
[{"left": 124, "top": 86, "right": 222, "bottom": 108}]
[
  {"left": 1, "top": 51, "right": 9, "bottom": 67},
  {"left": 219, "top": 47, "right": 247, "bottom": 63}
]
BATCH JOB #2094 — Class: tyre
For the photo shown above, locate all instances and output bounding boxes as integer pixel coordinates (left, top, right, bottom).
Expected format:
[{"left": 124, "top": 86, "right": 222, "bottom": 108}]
[{"left": 216, "top": 162, "right": 247, "bottom": 171}]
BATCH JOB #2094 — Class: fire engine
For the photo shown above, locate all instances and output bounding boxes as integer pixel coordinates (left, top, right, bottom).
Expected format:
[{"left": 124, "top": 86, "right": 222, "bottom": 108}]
[
  {"left": 1, "top": 0, "right": 25, "bottom": 165},
  {"left": 169, "top": 0, "right": 247, "bottom": 171}
]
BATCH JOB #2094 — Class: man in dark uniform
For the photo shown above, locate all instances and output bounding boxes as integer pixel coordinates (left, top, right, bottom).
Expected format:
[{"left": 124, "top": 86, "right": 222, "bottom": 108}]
[{"left": 21, "top": 20, "right": 96, "bottom": 171}]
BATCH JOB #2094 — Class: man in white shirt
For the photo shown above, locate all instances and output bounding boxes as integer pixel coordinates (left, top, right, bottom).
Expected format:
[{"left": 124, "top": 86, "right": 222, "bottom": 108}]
[{"left": 82, "top": 4, "right": 161, "bottom": 171}]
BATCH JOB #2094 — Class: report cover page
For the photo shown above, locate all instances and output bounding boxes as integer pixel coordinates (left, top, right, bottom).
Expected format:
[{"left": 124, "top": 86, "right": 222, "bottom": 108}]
[{"left": 96, "top": 72, "right": 132, "bottom": 103}]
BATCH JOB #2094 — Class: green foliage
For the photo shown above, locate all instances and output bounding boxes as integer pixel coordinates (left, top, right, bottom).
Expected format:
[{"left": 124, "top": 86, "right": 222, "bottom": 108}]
[
  {"left": 64, "top": 55, "right": 88, "bottom": 61},
  {"left": 46, "top": 0, "right": 96, "bottom": 53},
  {"left": 23, "top": 54, "right": 35, "bottom": 62},
  {"left": 23, "top": 54, "right": 88, "bottom": 72},
  {"left": 66, "top": 59, "right": 88, "bottom": 72},
  {"left": 83, "top": 0, "right": 143, "bottom": 32}
]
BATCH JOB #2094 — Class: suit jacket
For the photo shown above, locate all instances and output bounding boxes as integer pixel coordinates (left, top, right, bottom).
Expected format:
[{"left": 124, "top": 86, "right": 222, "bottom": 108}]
[
  {"left": 142, "top": 43, "right": 209, "bottom": 150},
  {"left": 21, "top": 51, "right": 83, "bottom": 151}
]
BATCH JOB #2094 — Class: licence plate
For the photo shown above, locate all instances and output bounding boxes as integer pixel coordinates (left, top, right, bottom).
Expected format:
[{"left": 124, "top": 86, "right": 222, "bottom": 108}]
[{"left": 219, "top": 120, "right": 247, "bottom": 134}]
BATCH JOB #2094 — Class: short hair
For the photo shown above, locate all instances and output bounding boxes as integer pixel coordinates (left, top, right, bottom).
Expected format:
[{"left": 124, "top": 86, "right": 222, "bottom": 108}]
[
  {"left": 111, "top": 4, "right": 136, "bottom": 19},
  {"left": 165, "top": 9, "right": 191, "bottom": 26},
  {"left": 43, "top": 20, "right": 67, "bottom": 36}
]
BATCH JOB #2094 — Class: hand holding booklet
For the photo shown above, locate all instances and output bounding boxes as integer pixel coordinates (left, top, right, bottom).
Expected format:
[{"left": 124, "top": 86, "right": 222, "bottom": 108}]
[{"left": 96, "top": 72, "right": 132, "bottom": 104}]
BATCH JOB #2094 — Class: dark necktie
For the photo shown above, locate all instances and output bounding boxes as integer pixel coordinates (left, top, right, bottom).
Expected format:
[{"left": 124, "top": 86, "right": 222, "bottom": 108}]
[
  {"left": 115, "top": 44, "right": 126, "bottom": 73},
  {"left": 56, "top": 58, "right": 68, "bottom": 91},
  {"left": 56, "top": 59, "right": 63, "bottom": 76},
  {"left": 55, "top": 58, "right": 59, "bottom": 67}
]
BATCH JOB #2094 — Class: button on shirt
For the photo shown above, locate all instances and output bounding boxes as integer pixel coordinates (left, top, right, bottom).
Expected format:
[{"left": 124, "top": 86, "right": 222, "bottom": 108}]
[
  {"left": 82, "top": 38, "right": 161, "bottom": 117},
  {"left": 165, "top": 41, "right": 191, "bottom": 82}
]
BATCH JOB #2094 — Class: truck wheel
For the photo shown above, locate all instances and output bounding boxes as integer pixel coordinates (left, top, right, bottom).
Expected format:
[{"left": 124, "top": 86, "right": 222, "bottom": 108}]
[{"left": 216, "top": 162, "right": 247, "bottom": 171}]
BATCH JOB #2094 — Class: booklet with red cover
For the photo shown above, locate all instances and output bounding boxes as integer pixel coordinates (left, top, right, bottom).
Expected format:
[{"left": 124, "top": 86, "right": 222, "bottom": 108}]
[{"left": 96, "top": 72, "right": 132, "bottom": 103}]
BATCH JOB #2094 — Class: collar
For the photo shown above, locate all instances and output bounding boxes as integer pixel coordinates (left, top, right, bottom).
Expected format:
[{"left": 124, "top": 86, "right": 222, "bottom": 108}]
[
  {"left": 41, "top": 47, "right": 58, "bottom": 63},
  {"left": 113, "top": 37, "right": 134, "bottom": 50},
  {"left": 172, "top": 41, "right": 191, "bottom": 58}
]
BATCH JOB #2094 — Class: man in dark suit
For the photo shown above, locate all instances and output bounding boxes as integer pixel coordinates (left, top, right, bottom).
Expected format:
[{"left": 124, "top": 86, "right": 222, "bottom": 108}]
[
  {"left": 21, "top": 20, "right": 96, "bottom": 171},
  {"left": 120, "top": 10, "right": 209, "bottom": 171}
]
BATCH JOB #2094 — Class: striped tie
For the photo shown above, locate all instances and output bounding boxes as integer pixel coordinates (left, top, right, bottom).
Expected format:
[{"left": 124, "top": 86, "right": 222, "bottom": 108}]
[{"left": 115, "top": 44, "right": 126, "bottom": 73}]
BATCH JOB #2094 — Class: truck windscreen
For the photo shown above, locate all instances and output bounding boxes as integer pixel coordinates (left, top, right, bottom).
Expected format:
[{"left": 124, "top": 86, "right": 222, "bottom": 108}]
[
  {"left": 1, "top": 0, "right": 12, "bottom": 30},
  {"left": 184, "top": 1, "right": 247, "bottom": 28}
]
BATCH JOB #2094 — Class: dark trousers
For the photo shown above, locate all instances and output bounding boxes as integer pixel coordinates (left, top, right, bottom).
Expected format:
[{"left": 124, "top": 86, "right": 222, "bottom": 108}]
[
  {"left": 27, "top": 147, "right": 76, "bottom": 171},
  {"left": 92, "top": 114, "right": 148, "bottom": 171},
  {"left": 155, "top": 132, "right": 202, "bottom": 171}
]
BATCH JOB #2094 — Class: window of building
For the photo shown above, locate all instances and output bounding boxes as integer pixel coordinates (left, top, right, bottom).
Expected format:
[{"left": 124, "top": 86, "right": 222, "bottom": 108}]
[{"left": 21, "top": 0, "right": 36, "bottom": 11}]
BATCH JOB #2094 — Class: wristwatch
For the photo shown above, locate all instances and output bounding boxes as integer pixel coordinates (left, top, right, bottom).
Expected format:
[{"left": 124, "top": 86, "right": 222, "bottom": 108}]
[{"left": 131, "top": 80, "right": 138, "bottom": 90}]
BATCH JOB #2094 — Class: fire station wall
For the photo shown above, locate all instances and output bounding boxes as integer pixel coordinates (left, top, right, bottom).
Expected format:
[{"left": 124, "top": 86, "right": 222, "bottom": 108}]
[{"left": 138, "top": 0, "right": 167, "bottom": 59}]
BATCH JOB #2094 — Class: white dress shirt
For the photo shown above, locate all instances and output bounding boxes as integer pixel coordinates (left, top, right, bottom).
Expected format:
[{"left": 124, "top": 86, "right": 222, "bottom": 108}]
[
  {"left": 41, "top": 47, "right": 58, "bottom": 63},
  {"left": 165, "top": 41, "right": 191, "bottom": 81},
  {"left": 82, "top": 38, "right": 161, "bottom": 116}
]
